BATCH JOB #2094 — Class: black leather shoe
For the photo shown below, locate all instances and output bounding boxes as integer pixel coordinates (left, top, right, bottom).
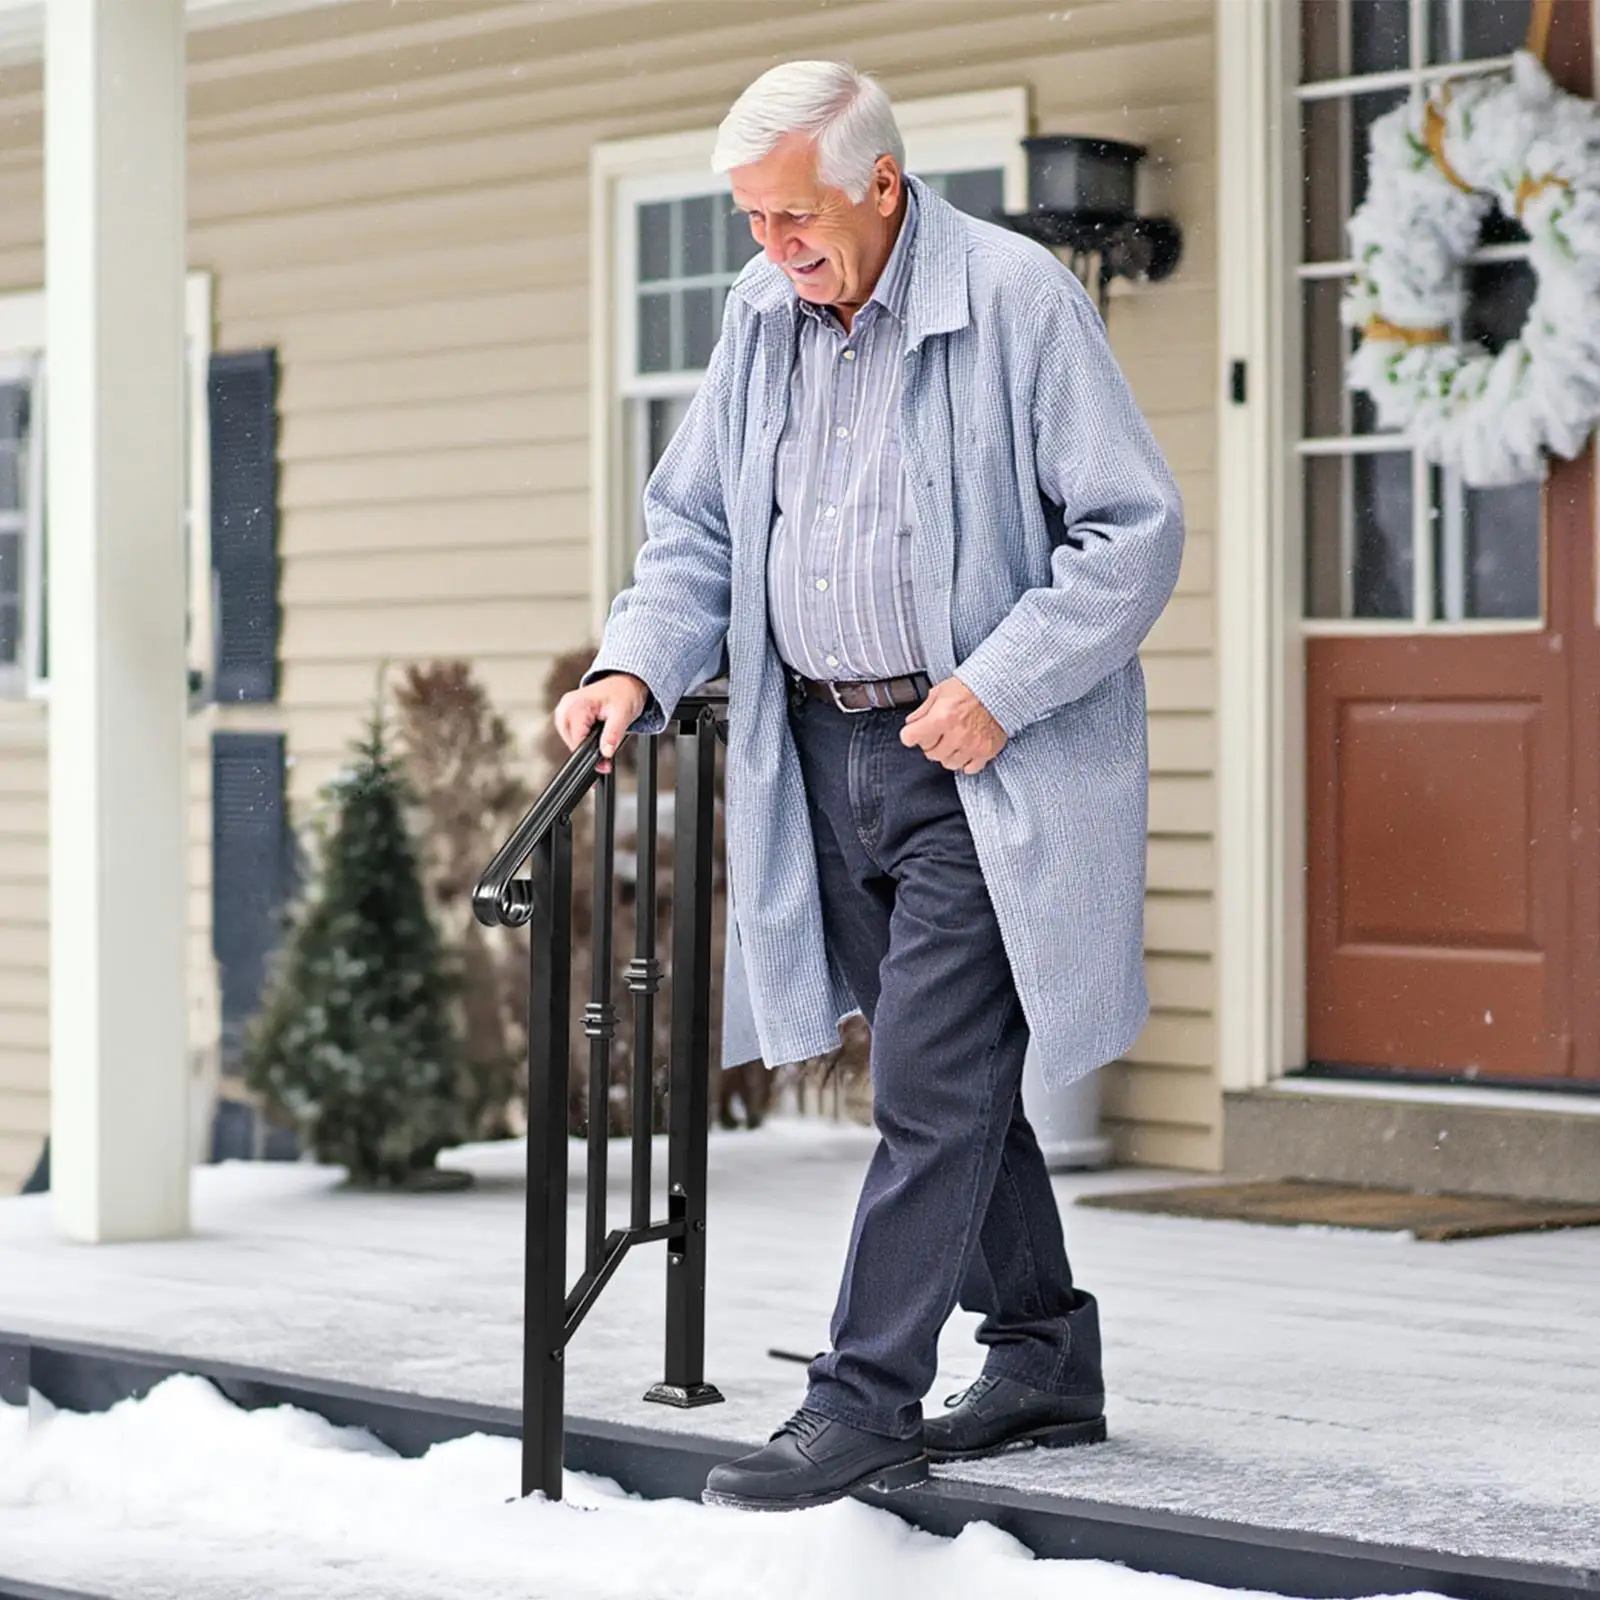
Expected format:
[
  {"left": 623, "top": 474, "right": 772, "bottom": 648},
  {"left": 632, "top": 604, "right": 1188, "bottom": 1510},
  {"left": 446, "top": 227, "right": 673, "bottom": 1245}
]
[
  {"left": 923, "top": 1374, "right": 1107, "bottom": 1462},
  {"left": 701, "top": 1408, "right": 928, "bottom": 1511}
]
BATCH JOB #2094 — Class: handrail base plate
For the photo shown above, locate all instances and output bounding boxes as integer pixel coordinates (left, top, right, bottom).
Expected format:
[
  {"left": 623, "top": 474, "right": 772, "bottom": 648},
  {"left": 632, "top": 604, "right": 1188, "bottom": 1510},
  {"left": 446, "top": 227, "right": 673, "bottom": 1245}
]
[{"left": 643, "top": 1381, "right": 725, "bottom": 1409}]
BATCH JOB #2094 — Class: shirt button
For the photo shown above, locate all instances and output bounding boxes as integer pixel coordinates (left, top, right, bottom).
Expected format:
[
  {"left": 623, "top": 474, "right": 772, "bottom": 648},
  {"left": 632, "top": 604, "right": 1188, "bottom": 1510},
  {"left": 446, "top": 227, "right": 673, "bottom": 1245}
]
[
  {"left": 842, "top": 349, "right": 856, "bottom": 362},
  {"left": 825, "top": 654, "right": 839, "bottom": 669},
  {"left": 824, "top": 505, "right": 838, "bottom": 519},
  {"left": 815, "top": 578, "right": 829, "bottom": 592},
  {"left": 835, "top": 426, "right": 850, "bottom": 440}
]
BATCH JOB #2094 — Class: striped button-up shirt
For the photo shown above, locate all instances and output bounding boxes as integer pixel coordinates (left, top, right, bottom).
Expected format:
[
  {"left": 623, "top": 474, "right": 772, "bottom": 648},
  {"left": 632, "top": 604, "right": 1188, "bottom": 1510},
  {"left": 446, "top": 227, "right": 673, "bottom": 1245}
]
[{"left": 767, "top": 189, "right": 926, "bottom": 681}]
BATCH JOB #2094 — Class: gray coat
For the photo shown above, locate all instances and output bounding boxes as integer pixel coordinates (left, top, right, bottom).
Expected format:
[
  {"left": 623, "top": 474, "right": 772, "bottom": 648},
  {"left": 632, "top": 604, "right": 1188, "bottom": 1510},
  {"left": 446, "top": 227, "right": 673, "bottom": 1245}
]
[{"left": 590, "top": 178, "right": 1184, "bottom": 1088}]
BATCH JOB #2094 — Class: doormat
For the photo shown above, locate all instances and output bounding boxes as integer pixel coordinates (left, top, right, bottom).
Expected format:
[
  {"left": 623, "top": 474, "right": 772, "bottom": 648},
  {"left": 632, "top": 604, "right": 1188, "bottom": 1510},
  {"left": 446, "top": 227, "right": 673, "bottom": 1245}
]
[{"left": 1075, "top": 1180, "right": 1600, "bottom": 1241}]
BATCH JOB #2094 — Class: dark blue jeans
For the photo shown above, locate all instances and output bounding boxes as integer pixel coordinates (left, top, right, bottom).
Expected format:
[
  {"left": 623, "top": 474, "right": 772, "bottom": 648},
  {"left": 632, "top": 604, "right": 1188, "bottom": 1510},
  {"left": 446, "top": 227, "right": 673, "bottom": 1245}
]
[{"left": 789, "top": 690, "right": 1098, "bottom": 1440}]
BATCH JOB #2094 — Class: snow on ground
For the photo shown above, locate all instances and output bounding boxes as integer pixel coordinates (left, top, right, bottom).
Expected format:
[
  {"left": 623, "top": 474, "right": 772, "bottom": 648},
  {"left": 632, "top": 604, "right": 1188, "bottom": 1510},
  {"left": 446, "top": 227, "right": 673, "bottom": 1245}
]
[
  {"left": 0, "top": 1379, "right": 1444, "bottom": 1600},
  {"left": 2, "top": 1118, "right": 1600, "bottom": 1570}
]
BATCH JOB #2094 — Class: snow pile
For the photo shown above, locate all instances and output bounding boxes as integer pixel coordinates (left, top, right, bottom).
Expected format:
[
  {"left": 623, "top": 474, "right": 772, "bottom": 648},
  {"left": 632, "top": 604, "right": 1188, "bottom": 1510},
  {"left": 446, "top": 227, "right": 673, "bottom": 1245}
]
[{"left": 0, "top": 1380, "right": 1441, "bottom": 1600}]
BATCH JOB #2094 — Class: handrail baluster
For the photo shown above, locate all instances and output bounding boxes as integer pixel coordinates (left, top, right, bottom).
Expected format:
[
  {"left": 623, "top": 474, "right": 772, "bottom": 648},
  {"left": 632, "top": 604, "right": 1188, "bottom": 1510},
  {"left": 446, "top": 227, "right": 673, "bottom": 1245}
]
[
  {"left": 585, "top": 774, "right": 617, "bottom": 1274},
  {"left": 628, "top": 738, "right": 661, "bottom": 1231}
]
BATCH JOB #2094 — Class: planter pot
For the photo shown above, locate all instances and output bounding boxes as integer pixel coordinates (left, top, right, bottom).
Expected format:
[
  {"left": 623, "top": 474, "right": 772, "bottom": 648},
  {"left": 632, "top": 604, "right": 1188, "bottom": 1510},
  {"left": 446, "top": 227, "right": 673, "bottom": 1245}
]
[{"left": 1023, "top": 1047, "right": 1113, "bottom": 1172}]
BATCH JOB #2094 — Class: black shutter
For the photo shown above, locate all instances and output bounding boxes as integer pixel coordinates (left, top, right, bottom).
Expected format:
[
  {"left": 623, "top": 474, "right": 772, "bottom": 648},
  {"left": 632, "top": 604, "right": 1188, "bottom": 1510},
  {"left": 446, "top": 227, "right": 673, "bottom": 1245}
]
[
  {"left": 209, "top": 350, "right": 280, "bottom": 702},
  {"left": 212, "top": 731, "right": 292, "bottom": 1064},
  {"left": 19, "top": 1137, "right": 48, "bottom": 1195}
]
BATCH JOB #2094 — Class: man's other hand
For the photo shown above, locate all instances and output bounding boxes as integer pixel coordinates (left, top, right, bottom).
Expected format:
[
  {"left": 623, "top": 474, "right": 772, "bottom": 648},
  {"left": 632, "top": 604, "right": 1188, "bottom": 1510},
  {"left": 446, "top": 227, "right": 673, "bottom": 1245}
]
[
  {"left": 555, "top": 674, "right": 648, "bottom": 774},
  {"left": 900, "top": 679, "right": 1007, "bottom": 775}
]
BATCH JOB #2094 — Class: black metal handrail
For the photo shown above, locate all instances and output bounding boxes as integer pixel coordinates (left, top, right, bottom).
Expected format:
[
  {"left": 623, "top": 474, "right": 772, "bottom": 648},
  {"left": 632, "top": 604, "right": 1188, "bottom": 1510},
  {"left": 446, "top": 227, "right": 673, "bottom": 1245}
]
[{"left": 473, "top": 689, "right": 728, "bottom": 1501}]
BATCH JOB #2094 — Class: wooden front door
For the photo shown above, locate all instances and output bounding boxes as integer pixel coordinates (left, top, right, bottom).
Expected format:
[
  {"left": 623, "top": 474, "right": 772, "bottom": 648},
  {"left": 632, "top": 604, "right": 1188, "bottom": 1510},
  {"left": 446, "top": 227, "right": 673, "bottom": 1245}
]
[{"left": 1299, "top": 0, "right": 1600, "bottom": 1083}]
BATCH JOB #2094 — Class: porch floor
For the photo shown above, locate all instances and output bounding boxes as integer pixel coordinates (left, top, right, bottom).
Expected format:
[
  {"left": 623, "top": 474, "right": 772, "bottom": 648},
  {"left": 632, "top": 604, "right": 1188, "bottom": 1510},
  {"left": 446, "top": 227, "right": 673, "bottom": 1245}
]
[{"left": 2, "top": 1119, "right": 1598, "bottom": 1577}]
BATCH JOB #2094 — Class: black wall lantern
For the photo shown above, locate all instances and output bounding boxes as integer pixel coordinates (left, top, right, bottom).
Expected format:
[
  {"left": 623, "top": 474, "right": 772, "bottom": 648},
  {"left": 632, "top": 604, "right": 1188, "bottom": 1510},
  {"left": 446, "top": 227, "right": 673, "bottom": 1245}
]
[{"left": 1001, "top": 135, "right": 1182, "bottom": 316}]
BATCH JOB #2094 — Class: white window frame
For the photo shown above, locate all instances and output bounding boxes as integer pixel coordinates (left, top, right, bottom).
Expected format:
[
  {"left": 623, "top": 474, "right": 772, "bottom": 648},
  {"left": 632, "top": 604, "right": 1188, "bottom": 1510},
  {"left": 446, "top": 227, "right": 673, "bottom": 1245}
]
[
  {"left": 1293, "top": 0, "right": 1539, "bottom": 637},
  {"left": 0, "top": 273, "right": 211, "bottom": 701},
  {"left": 0, "top": 343, "right": 41, "bottom": 700},
  {"left": 588, "top": 88, "right": 1030, "bottom": 632},
  {"left": 0, "top": 291, "right": 44, "bottom": 700}
]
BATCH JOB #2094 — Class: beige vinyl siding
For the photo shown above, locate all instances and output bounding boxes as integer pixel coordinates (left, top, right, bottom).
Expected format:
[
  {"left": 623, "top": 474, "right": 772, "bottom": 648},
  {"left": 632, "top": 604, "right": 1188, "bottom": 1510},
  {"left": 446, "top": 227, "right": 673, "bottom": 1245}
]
[
  {"left": 0, "top": 0, "right": 1220, "bottom": 1182},
  {"left": 0, "top": 719, "right": 46, "bottom": 1192},
  {"left": 0, "top": 712, "right": 218, "bottom": 1192}
]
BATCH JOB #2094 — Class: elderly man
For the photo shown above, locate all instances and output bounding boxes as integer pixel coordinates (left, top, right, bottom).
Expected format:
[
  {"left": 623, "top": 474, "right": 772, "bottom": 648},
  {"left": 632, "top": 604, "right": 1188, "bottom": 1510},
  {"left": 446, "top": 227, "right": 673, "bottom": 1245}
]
[{"left": 557, "top": 61, "right": 1183, "bottom": 1511}]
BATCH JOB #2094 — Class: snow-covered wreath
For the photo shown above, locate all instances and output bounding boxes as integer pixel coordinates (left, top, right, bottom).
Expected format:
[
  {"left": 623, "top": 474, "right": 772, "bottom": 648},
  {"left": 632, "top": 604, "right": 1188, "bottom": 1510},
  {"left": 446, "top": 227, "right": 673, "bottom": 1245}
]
[{"left": 1345, "top": 51, "right": 1600, "bottom": 486}]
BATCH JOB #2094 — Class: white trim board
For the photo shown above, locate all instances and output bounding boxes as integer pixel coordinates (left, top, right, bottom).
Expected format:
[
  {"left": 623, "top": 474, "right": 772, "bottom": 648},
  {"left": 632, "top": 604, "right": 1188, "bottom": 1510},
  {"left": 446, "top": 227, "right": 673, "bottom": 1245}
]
[
  {"left": 1215, "top": 0, "right": 1298, "bottom": 1092},
  {"left": 587, "top": 88, "right": 1030, "bottom": 636}
]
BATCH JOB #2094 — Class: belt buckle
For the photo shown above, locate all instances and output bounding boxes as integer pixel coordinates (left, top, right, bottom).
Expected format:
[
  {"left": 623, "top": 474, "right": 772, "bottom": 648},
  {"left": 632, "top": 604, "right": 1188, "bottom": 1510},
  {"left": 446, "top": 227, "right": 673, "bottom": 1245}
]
[{"left": 827, "top": 680, "right": 876, "bottom": 715}]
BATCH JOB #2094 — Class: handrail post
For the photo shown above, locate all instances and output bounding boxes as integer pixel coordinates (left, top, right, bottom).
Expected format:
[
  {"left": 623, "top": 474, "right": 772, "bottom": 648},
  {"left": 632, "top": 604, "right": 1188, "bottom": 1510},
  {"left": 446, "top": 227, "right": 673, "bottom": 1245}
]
[
  {"left": 645, "top": 705, "right": 725, "bottom": 1410},
  {"left": 522, "top": 825, "right": 573, "bottom": 1500},
  {"left": 474, "top": 693, "right": 728, "bottom": 1501}
]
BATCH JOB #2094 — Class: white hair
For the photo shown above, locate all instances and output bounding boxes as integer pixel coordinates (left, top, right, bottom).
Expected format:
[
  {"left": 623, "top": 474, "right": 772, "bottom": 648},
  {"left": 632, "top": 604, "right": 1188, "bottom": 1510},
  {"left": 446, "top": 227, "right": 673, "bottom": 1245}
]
[{"left": 711, "top": 61, "right": 904, "bottom": 202}]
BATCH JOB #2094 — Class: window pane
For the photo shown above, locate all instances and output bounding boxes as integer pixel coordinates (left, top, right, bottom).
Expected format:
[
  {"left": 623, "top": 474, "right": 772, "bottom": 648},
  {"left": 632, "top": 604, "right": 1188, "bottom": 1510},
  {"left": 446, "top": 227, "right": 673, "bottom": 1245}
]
[
  {"left": 638, "top": 291, "right": 672, "bottom": 374},
  {"left": 1349, "top": 88, "right": 1405, "bottom": 221},
  {"left": 0, "top": 383, "right": 25, "bottom": 517},
  {"left": 1303, "top": 279, "right": 1348, "bottom": 438},
  {"left": 1352, "top": 0, "right": 1409, "bottom": 73},
  {"left": 1463, "top": 482, "right": 1541, "bottom": 618},
  {"left": 1305, "top": 455, "right": 1347, "bottom": 616},
  {"left": 931, "top": 167, "right": 1005, "bottom": 222},
  {"left": 681, "top": 194, "right": 715, "bottom": 279},
  {"left": 0, "top": 531, "right": 18, "bottom": 665},
  {"left": 1432, "top": 470, "right": 1541, "bottom": 620},
  {"left": 1352, "top": 452, "right": 1415, "bottom": 617},
  {"left": 629, "top": 394, "right": 698, "bottom": 553},
  {"left": 1301, "top": 99, "right": 1346, "bottom": 262},
  {"left": 1463, "top": 255, "right": 1536, "bottom": 353},
  {"left": 1429, "top": 0, "right": 1529, "bottom": 61},
  {"left": 1302, "top": 90, "right": 1404, "bottom": 263},
  {"left": 724, "top": 206, "right": 760, "bottom": 272},
  {"left": 1301, "top": 0, "right": 1345, "bottom": 82},
  {"left": 1304, "top": 280, "right": 1398, "bottom": 439},
  {"left": 0, "top": 383, "right": 26, "bottom": 441},
  {"left": 681, "top": 286, "right": 716, "bottom": 371},
  {"left": 1299, "top": 0, "right": 1415, "bottom": 81},
  {"left": 1305, "top": 450, "right": 1415, "bottom": 618},
  {"left": 1303, "top": 0, "right": 1410, "bottom": 80},
  {"left": 0, "top": 445, "right": 20, "bottom": 513},
  {"left": 638, "top": 202, "right": 673, "bottom": 284},
  {"left": 648, "top": 394, "right": 694, "bottom": 474}
]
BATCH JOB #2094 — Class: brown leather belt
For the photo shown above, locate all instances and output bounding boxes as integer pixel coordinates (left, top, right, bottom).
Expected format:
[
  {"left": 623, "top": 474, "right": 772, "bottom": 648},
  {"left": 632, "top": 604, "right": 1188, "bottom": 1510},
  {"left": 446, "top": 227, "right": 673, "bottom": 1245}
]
[{"left": 790, "top": 670, "right": 932, "bottom": 714}]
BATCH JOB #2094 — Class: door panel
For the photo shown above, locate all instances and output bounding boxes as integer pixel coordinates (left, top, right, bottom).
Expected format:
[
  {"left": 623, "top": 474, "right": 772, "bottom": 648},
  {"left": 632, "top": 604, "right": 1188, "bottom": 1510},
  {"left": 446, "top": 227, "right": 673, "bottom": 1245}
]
[{"left": 1308, "top": 637, "right": 1571, "bottom": 1079}]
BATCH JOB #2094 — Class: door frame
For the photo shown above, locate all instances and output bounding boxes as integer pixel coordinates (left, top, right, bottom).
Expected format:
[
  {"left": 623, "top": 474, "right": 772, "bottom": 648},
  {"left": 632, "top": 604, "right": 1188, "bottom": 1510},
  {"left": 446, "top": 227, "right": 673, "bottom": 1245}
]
[
  {"left": 1216, "top": 0, "right": 1302, "bottom": 1092},
  {"left": 1216, "top": 0, "right": 1600, "bottom": 1091}
]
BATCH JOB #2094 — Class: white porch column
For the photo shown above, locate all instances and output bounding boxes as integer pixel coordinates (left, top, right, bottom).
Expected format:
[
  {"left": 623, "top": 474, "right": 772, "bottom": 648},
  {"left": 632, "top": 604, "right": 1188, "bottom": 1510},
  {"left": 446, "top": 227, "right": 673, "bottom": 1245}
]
[{"left": 46, "top": 0, "right": 190, "bottom": 1241}]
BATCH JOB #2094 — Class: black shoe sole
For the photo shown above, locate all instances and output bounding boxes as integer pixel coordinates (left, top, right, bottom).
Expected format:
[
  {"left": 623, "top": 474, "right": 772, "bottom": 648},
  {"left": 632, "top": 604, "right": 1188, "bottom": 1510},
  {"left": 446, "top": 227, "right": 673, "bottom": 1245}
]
[
  {"left": 700, "top": 1452, "right": 930, "bottom": 1512},
  {"left": 926, "top": 1414, "right": 1108, "bottom": 1463}
]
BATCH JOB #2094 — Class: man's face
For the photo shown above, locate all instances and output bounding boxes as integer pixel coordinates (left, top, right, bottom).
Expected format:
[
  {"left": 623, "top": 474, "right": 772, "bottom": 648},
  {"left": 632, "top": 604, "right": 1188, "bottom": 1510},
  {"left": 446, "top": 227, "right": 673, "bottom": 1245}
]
[{"left": 729, "top": 132, "right": 902, "bottom": 315}]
